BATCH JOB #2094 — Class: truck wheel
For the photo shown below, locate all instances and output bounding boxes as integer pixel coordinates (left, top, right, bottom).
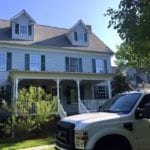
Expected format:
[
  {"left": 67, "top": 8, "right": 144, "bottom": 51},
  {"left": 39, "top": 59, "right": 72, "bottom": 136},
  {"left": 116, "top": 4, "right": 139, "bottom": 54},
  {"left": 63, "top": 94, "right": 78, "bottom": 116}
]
[{"left": 93, "top": 135, "right": 131, "bottom": 150}]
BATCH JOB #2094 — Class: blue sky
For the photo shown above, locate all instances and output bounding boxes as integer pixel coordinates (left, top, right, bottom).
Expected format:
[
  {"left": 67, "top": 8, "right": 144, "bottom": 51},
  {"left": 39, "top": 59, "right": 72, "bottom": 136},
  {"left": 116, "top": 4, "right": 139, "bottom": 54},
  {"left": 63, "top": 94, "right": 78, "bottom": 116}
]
[{"left": 0, "top": 0, "right": 121, "bottom": 65}]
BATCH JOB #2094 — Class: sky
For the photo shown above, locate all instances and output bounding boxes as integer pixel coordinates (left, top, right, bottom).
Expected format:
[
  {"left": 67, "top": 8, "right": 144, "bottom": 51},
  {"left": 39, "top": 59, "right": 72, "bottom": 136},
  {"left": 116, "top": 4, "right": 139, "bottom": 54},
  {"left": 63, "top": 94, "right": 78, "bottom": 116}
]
[{"left": 0, "top": 0, "right": 122, "bottom": 65}]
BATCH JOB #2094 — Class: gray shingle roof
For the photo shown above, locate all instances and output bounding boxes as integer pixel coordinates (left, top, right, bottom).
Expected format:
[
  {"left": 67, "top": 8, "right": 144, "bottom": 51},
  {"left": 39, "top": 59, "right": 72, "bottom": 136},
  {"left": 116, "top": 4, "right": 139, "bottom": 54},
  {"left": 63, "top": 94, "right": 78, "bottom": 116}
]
[{"left": 0, "top": 19, "right": 113, "bottom": 54}]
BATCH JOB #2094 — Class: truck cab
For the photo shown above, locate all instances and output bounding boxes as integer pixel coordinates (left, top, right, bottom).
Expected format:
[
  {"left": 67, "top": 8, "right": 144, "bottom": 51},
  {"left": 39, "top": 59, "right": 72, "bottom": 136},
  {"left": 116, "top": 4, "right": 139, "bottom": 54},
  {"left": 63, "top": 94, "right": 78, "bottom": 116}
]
[{"left": 55, "top": 90, "right": 150, "bottom": 150}]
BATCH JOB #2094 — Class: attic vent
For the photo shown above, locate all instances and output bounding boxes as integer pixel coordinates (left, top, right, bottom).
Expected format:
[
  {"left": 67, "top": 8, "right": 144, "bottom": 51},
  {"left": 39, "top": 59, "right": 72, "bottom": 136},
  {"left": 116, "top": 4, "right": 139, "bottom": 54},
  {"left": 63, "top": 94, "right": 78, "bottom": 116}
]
[{"left": 86, "top": 25, "right": 92, "bottom": 32}]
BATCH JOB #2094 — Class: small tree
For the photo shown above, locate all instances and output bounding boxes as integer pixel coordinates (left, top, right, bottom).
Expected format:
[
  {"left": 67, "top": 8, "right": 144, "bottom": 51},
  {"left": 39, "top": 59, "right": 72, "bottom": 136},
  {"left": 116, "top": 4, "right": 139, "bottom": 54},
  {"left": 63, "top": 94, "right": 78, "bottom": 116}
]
[
  {"left": 15, "top": 86, "right": 57, "bottom": 133},
  {"left": 111, "top": 74, "right": 130, "bottom": 96}
]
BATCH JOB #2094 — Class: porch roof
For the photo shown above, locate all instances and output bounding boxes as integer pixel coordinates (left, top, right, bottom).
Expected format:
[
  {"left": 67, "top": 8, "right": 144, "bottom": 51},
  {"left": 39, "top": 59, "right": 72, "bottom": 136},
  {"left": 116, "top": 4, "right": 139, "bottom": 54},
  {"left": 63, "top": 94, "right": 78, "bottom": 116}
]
[{"left": 10, "top": 70, "right": 115, "bottom": 81}]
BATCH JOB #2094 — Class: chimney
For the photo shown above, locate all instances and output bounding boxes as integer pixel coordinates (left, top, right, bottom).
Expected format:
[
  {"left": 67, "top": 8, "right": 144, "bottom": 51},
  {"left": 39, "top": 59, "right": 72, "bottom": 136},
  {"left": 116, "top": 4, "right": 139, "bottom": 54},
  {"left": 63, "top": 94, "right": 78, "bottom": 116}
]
[{"left": 86, "top": 25, "right": 92, "bottom": 33}]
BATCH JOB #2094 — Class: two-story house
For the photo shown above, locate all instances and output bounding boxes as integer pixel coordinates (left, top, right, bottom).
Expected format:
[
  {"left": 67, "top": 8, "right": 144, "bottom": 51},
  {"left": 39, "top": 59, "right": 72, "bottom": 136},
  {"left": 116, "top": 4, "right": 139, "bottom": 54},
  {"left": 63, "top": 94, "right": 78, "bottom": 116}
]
[{"left": 0, "top": 10, "right": 114, "bottom": 116}]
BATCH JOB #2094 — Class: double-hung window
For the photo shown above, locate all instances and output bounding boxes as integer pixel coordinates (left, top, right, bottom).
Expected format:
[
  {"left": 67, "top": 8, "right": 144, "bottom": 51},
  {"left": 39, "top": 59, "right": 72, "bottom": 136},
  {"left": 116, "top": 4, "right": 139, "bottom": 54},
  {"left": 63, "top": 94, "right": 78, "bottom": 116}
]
[
  {"left": 0, "top": 53, "right": 6, "bottom": 71},
  {"left": 30, "top": 55, "right": 41, "bottom": 71},
  {"left": 65, "top": 57, "right": 82, "bottom": 72},
  {"left": 20, "top": 24, "right": 28, "bottom": 35},
  {"left": 94, "top": 86, "right": 108, "bottom": 99},
  {"left": 96, "top": 59, "right": 105, "bottom": 73},
  {"left": 92, "top": 59, "right": 107, "bottom": 73}
]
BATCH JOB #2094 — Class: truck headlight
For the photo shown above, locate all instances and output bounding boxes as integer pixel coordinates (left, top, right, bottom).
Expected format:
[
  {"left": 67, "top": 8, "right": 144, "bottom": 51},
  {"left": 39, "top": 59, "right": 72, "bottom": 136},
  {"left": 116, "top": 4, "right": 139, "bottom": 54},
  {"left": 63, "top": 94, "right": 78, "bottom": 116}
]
[{"left": 75, "top": 130, "right": 88, "bottom": 149}]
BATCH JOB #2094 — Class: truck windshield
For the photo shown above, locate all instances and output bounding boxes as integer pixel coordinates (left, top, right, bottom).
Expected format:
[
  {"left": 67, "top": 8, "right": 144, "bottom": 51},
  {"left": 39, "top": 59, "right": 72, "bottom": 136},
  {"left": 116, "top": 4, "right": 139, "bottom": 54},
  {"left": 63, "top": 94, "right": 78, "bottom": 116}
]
[{"left": 99, "top": 93, "right": 141, "bottom": 114}]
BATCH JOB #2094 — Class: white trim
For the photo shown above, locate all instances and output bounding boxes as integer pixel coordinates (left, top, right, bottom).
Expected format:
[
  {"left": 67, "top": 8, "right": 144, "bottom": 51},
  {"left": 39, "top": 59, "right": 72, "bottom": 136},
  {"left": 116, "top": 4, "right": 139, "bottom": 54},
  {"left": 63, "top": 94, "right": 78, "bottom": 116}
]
[
  {"left": 10, "top": 10, "right": 36, "bottom": 24},
  {"left": 0, "top": 43, "right": 113, "bottom": 56}
]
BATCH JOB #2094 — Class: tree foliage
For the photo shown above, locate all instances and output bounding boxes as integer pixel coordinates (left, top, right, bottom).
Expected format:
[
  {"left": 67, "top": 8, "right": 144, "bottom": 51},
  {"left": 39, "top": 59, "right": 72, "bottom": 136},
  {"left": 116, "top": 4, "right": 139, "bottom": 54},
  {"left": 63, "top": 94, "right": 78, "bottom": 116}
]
[
  {"left": 106, "top": 0, "right": 150, "bottom": 68},
  {"left": 15, "top": 86, "right": 57, "bottom": 132},
  {"left": 111, "top": 74, "right": 130, "bottom": 96}
]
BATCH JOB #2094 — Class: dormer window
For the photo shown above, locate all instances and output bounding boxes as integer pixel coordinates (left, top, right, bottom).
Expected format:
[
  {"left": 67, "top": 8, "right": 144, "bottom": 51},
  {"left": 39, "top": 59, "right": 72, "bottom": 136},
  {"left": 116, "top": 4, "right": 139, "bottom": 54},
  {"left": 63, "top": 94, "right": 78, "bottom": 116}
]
[
  {"left": 67, "top": 19, "right": 90, "bottom": 46},
  {"left": 15, "top": 23, "right": 32, "bottom": 36},
  {"left": 20, "top": 24, "right": 28, "bottom": 35},
  {"left": 11, "top": 10, "right": 36, "bottom": 40},
  {"left": 74, "top": 31, "right": 88, "bottom": 42}
]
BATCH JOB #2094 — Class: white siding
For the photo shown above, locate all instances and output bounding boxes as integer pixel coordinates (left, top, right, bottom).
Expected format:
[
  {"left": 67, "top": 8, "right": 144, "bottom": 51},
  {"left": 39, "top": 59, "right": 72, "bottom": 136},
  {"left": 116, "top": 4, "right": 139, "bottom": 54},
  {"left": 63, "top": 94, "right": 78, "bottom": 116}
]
[
  {"left": 0, "top": 47, "right": 112, "bottom": 86},
  {"left": 0, "top": 72, "right": 9, "bottom": 86}
]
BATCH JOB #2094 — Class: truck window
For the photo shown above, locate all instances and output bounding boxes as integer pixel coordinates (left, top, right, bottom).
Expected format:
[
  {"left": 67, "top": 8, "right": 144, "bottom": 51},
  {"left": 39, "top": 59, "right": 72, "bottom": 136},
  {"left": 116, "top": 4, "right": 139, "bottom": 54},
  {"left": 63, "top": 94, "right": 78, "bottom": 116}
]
[
  {"left": 138, "top": 94, "right": 150, "bottom": 109},
  {"left": 99, "top": 93, "right": 141, "bottom": 114}
]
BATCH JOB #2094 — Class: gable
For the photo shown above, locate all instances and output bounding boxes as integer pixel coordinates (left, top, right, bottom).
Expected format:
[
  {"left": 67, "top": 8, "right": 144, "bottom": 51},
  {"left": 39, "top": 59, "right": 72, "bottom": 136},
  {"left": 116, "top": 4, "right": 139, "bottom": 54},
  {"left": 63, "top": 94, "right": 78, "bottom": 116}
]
[{"left": 10, "top": 10, "right": 36, "bottom": 24}]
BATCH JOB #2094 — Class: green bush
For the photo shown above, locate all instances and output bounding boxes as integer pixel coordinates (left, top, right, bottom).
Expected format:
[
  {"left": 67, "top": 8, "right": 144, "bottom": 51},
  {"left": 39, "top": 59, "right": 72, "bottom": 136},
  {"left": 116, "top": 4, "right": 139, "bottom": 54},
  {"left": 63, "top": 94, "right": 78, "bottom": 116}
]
[{"left": 15, "top": 86, "right": 57, "bottom": 132}]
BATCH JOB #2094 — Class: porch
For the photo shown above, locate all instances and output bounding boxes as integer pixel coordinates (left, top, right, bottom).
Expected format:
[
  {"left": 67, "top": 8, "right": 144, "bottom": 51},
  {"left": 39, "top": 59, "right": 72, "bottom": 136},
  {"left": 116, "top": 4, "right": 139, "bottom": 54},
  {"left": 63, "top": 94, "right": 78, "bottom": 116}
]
[{"left": 10, "top": 70, "right": 113, "bottom": 118}]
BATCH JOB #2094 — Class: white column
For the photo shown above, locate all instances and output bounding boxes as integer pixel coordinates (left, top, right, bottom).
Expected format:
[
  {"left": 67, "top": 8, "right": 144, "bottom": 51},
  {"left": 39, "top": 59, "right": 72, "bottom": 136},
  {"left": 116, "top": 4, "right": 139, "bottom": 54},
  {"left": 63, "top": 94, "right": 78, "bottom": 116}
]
[
  {"left": 108, "top": 80, "right": 112, "bottom": 99},
  {"left": 57, "top": 79, "right": 60, "bottom": 112},
  {"left": 15, "top": 78, "right": 19, "bottom": 98},
  {"left": 77, "top": 80, "right": 81, "bottom": 113},
  {"left": 13, "top": 78, "right": 19, "bottom": 101}
]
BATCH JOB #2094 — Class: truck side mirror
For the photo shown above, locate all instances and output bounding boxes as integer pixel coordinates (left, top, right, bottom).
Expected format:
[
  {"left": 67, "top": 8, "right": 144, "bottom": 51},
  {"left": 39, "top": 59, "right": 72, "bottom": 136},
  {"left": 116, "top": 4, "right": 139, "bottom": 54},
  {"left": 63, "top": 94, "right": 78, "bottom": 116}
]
[{"left": 135, "top": 104, "right": 150, "bottom": 119}]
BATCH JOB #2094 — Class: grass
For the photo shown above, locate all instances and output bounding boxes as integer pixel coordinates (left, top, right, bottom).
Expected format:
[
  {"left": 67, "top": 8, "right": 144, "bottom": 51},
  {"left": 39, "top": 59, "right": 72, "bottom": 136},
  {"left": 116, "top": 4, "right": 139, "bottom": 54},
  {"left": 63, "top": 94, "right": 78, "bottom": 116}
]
[{"left": 0, "top": 136, "right": 55, "bottom": 150}]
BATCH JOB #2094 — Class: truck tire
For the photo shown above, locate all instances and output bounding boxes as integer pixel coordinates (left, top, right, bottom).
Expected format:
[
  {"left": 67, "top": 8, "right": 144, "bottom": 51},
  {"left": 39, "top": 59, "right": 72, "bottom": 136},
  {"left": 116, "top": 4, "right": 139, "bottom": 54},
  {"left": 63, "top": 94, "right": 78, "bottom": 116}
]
[{"left": 93, "top": 135, "right": 132, "bottom": 150}]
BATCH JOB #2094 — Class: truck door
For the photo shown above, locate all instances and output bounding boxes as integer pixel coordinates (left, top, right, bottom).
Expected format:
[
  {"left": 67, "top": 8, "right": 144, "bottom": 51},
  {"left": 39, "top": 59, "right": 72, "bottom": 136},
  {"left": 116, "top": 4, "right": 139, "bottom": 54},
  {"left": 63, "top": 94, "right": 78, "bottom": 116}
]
[{"left": 134, "top": 94, "right": 150, "bottom": 150}]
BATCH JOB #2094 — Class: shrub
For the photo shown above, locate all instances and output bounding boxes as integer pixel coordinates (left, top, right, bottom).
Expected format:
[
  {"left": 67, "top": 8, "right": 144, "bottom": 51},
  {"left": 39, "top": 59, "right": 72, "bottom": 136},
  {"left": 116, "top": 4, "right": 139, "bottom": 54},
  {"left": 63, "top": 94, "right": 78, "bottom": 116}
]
[{"left": 15, "top": 86, "right": 57, "bottom": 133}]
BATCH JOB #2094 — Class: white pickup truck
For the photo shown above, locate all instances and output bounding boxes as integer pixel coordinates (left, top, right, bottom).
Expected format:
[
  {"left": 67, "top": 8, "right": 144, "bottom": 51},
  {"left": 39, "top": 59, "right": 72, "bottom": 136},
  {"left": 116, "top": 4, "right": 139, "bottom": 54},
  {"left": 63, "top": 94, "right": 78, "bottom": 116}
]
[{"left": 55, "top": 90, "right": 150, "bottom": 150}]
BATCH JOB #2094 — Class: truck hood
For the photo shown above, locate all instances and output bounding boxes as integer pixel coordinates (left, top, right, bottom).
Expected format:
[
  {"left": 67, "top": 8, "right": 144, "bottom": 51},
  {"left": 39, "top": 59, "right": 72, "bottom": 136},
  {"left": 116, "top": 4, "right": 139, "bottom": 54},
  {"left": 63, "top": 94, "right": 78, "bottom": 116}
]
[{"left": 62, "top": 112, "right": 123, "bottom": 126}]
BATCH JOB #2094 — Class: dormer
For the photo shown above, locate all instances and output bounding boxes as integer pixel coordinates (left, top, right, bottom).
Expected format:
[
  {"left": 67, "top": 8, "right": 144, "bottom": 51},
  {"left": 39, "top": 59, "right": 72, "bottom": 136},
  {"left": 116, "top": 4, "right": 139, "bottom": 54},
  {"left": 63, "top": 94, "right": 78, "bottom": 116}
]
[
  {"left": 10, "top": 10, "right": 36, "bottom": 41},
  {"left": 67, "top": 20, "right": 90, "bottom": 47}
]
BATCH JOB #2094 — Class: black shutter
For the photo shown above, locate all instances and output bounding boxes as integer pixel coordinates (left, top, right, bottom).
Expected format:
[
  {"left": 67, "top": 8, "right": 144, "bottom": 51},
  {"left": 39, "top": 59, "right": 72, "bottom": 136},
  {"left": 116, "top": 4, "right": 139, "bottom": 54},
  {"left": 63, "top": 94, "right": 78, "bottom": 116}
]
[
  {"left": 28, "top": 25, "right": 32, "bottom": 36},
  {"left": 15, "top": 23, "right": 19, "bottom": 34},
  {"left": 41, "top": 55, "right": 45, "bottom": 71},
  {"left": 25, "top": 54, "right": 30, "bottom": 70},
  {"left": 74, "top": 32, "right": 78, "bottom": 41},
  {"left": 104, "top": 60, "right": 108, "bottom": 73},
  {"left": 7, "top": 52, "right": 12, "bottom": 70},
  {"left": 92, "top": 59, "right": 96, "bottom": 73},
  {"left": 79, "top": 58, "right": 83, "bottom": 72},
  {"left": 65, "top": 57, "right": 69, "bottom": 72},
  {"left": 84, "top": 33, "right": 87, "bottom": 42}
]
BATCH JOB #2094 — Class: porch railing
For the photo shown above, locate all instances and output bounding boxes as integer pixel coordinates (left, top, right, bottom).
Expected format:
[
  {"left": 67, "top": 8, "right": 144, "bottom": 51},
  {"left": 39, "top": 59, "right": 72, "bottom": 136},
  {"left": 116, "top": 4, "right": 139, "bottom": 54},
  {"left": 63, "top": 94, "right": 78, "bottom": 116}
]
[
  {"left": 79, "top": 99, "right": 89, "bottom": 113},
  {"left": 58, "top": 99, "right": 67, "bottom": 119},
  {"left": 82, "top": 99, "right": 107, "bottom": 112}
]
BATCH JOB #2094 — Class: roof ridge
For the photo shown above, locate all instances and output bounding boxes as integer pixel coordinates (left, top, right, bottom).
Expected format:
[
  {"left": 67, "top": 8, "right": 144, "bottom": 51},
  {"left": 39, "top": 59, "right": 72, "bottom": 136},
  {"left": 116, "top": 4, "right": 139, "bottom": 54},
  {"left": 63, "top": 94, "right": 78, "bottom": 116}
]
[{"left": 0, "top": 19, "right": 10, "bottom": 22}]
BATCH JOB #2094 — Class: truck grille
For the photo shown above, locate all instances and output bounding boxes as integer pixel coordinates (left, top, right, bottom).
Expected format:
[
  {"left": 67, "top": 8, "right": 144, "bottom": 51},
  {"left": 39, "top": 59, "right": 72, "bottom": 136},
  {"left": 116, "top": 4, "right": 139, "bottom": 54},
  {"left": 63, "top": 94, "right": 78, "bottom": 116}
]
[{"left": 56, "top": 121, "right": 75, "bottom": 149}]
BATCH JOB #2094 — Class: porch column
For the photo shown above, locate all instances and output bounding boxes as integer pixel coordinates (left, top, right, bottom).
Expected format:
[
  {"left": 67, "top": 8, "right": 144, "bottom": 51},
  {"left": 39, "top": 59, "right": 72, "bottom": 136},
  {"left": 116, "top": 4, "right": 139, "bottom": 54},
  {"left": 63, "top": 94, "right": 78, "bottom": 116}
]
[
  {"left": 12, "top": 78, "right": 19, "bottom": 101},
  {"left": 57, "top": 79, "right": 60, "bottom": 112},
  {"left": 108, "top": 80, "right": 112, "bottom": 99},
  {"left": 77, "top": 80, "right": 81, "bottom": 112}
]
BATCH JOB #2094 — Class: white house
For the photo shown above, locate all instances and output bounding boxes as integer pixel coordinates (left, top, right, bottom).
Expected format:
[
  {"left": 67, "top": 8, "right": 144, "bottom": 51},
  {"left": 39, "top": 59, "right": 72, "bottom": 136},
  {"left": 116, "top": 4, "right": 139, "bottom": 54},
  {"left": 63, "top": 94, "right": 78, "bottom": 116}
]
[{"left": 0, "top": 10, "right": 114, "bottom": 117}]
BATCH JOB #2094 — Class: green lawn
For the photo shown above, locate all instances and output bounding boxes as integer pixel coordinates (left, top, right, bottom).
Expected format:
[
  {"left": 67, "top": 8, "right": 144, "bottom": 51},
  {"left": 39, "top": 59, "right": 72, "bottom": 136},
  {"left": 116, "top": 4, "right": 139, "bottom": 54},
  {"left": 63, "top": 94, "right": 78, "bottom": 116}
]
[{"left": 0, "top": 136, "right": 55, "bottom": 150}]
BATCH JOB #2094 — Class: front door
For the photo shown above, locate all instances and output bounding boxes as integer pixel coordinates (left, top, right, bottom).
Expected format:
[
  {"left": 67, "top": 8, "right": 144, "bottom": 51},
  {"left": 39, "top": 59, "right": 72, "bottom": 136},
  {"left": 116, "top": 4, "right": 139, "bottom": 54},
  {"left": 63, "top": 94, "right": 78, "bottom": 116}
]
[{"left": 134, "top": 94, "right": 150, "bottom": 150}]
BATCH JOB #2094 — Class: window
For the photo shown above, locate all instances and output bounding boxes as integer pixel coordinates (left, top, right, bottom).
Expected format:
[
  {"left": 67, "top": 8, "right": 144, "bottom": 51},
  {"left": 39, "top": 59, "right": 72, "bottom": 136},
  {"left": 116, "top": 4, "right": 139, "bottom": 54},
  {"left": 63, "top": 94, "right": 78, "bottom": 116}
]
[
  {"left": 74, "top": 31, "right": 88, "bottom": 42},
  {"left": 96, "top": 59, "right": 105, "bottom": 73},
  {"left": 30, "top": 55, "right": 41, "bottom": 71},
  {"left": 65, "top": 57, "right": 82, "bottom": 72},
  {"left": 94, "top": 86, "right": 108, "bottom": 99},
  {"left": 0, "top": 53, "right": 6, "bottom": 71},
  {"left": 20, "top": 25, "right": 28, "bottom": 35}
]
